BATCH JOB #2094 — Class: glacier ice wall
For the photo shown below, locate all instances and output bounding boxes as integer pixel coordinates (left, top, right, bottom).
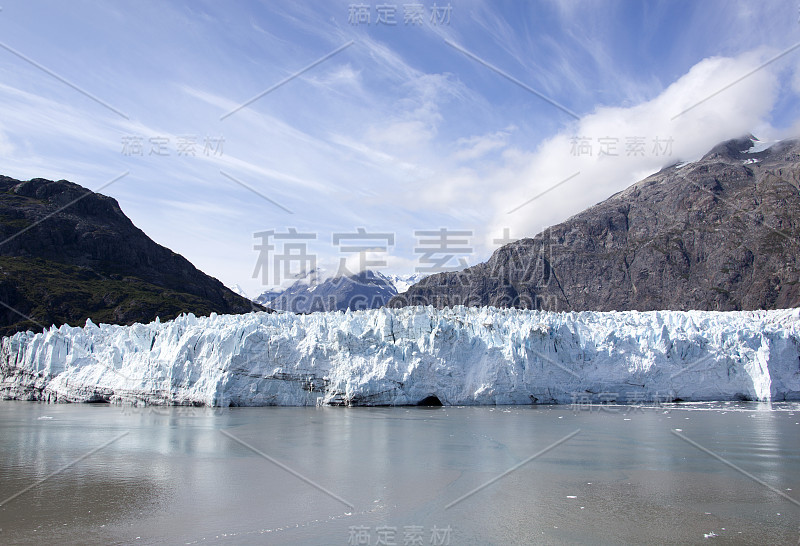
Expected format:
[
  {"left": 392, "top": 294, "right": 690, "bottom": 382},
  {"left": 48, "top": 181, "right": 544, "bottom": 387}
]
[{"left": 1, "top": 306, "right": 799, "bottom": 406}]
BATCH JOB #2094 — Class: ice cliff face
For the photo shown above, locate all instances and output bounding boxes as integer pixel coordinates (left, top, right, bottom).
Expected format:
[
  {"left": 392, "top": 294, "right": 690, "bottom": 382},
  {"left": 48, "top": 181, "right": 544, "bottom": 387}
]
[{"left": 1, "top": 306, "right": 799, "bottom": 406}]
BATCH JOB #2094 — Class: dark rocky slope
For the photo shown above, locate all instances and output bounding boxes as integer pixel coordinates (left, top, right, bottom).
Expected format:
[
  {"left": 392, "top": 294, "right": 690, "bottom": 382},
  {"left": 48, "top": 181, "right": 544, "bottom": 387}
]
[
  {"left": 390, "top": 136, "right": 800, "bottom": 311},
  {"left": 0, "top": 175, "right": 263, "bottom": 335}
]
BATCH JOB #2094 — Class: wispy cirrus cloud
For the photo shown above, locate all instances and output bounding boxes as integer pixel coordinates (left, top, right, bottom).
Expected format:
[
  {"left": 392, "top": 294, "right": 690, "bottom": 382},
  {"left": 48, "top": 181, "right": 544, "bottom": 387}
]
[{"left": 0, "top": 0, "right": 797, "bottom": 296}]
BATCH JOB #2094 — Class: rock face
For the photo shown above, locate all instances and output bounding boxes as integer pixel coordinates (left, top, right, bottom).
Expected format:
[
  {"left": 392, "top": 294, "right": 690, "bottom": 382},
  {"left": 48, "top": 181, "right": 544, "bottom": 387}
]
[
  {"left": 1, "top": 306, "right": 798, "bottom": 406},
  {"left": 0, "top": 175, "right": 262, "bottom": 336},
  {"left": 390, "top": 137, "right": 800, "bottom": 312}
]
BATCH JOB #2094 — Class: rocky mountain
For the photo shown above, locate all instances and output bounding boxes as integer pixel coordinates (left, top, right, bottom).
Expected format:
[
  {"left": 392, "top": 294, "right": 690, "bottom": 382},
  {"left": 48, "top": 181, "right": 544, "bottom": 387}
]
[
  {"left": 254, "top": 287, "right": 285, "bottom": 307},
  {"left": 390, "top": 136, "right": 800, "bottom": 311},
  {"left": 255, "top": 271, "right": 427, "bottom": 312},
  {"left": 228, "top": 283, "right": 252, "bottom": 300},
  {"left": 258, "top": 270, "right": 398, "bottom": 312},
  {"left": 0, "top": 175, "right": 263, "bottom": 336}
]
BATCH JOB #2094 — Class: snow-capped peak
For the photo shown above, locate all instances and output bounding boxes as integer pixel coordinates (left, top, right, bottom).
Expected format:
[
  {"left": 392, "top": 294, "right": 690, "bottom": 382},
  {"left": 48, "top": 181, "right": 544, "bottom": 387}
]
[
  {"left": 746, "top": 138, "right": 779, "bottom": 154},
  {"left": 228, "top": 284, "right": 251, "bottom": 300},
  {"left": 383, "top": 272, "right": 427, "bottom": 294}
]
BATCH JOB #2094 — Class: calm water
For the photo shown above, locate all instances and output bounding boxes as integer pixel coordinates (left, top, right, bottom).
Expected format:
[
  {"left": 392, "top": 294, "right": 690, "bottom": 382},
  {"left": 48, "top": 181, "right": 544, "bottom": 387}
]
[{"left": 0, "top": 401, "right": 798, "bottom": 545}]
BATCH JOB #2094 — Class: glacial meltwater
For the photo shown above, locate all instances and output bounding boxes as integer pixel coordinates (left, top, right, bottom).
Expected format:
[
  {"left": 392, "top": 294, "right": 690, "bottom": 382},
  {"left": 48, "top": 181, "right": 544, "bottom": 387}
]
[{"left": 0, "top": 401, "right": 798, "bottom": 544}]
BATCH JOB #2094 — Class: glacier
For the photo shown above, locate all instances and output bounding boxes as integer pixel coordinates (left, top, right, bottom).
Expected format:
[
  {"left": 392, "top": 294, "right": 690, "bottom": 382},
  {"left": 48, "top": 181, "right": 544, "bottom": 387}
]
[{"left": 1, "top": 306, "right": 799, "bottom": 406}]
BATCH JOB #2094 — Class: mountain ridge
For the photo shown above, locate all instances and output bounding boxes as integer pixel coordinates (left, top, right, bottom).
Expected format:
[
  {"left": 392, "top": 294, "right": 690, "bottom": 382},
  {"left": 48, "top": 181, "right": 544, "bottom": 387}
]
[
  {"left": 390, "top": 136, "right": 800, "bottom": 311},
  {"left": 256, "top": 270, "right": 400, "bottom": 312},
  {"left": 0, "top": 175, "right": 263, "bottom": 335},
  {"left": 253, "top": 271, "right": 427, "bottom": 312}
]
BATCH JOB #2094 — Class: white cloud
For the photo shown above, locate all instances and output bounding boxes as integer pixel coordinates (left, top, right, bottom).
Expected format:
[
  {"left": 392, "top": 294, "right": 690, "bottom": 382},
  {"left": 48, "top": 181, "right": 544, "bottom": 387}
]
[
  {"left": 397, "top": 48, "right": 785, "bottom": 256},
  {"left": 452, "top": 127, "right": 514, "bottom": 162},
  {"left": 308, "top": 63, "right": 363, "bottom": 90},
  {"left": 481, "top": 49, "right": 782, "bottom": 250}
]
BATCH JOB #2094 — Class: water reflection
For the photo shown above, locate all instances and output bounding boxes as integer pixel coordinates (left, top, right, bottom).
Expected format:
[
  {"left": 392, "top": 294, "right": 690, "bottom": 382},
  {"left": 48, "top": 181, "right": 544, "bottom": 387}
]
[{"left": 0, "top": 401, "right": 797, "bottom": 544}]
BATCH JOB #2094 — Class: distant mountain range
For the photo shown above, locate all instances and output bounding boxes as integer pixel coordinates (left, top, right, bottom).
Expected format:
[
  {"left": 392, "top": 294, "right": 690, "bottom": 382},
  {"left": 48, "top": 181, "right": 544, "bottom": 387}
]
[
  {"left": 390, "top": 136, "right": 800, "bottom": 311},
  {"left": 0, "top": 175, "right": 262, "bottom": 336},
  {"left": 254, "top": 271, "right": 425, "bottom": 312},
  {"left": 3, "top": 135, "right": 797, "bottom": 337}
]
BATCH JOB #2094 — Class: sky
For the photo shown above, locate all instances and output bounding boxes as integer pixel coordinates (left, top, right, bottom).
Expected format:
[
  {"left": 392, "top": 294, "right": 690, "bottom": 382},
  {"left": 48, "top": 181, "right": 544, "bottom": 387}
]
[{"left": 0, "top": 0, "right": 798, "bottom": 297}]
